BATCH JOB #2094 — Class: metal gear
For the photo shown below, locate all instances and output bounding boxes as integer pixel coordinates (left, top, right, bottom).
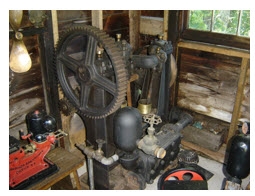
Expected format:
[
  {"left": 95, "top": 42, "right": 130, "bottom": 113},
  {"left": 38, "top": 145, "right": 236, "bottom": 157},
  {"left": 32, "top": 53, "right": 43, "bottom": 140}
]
[
  {"left": 55, "top": 26, "right": 128, "bottom": 119},
  {"left": 178, "top": 150, "right": 199, "bottom": 165},
  {"left": 59, "top": 98, "right": 76, "bottom": 116}
]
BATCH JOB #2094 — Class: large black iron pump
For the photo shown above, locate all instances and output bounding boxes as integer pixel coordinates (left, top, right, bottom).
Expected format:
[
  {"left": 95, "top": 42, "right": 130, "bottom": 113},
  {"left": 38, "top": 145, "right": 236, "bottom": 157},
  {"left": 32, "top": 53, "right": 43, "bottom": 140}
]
[{"left": 55, "top": 25, "right": 190, "bottom": 189}]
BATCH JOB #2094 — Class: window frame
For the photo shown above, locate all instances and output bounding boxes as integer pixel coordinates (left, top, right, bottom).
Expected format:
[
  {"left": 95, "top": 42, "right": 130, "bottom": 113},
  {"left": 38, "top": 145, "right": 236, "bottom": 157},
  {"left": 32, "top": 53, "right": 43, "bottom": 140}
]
[{"left": 180, "top": 11, "right": 250, "bottom": 50}]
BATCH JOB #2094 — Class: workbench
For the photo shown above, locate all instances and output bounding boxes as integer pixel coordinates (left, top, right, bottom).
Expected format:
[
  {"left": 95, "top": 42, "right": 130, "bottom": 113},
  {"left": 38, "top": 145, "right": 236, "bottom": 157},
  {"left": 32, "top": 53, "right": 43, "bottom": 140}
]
[{"left": 27, "top": 147, "right": 84, "bottom": 190}]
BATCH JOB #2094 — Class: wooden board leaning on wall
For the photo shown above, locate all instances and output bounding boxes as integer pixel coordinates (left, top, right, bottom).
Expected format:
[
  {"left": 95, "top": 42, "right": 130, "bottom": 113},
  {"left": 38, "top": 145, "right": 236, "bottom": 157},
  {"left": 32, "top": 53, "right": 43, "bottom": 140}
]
[{"left": 176, "top": 47, "right": 249, "bottom": 124}]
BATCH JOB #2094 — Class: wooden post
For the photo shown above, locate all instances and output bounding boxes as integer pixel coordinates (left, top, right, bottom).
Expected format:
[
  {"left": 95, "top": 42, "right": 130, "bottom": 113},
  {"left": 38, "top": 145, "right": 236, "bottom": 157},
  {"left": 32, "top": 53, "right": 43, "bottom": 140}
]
[
  {"left": 51, "top": 10, "right": 59, "bottom": 47},
  {"left": 92, "top": 10, "right": 103, "bottom": 30},
  {"left": 163, "top": 10, "right": 169, "bottom": 40},
  {"left": 227, "top": 58, "right": 249, "bottom": 142},
  {"left": 129, "top": 10, "right": 141, "bottom": 52}
]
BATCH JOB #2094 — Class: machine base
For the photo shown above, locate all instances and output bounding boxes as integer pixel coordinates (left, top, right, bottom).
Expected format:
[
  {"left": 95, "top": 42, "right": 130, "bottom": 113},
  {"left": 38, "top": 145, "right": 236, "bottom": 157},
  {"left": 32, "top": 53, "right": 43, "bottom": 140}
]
[{"left": 9, "top": 159, "right": 59, "bottom": 190}]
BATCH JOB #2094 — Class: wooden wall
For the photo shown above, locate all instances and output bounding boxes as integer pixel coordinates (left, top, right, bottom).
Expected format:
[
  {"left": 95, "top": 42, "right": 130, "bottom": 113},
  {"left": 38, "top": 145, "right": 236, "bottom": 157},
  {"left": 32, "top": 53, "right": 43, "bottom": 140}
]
[
  {"left": 57, "top": 10, "right": 164, "bottom": 49},
  {"left": 177, "top": 48, "right": 242, "bottom": 123},
  {"left": 9, "top": 12, "right": 46, "bottom": 139},
  {"left": 175, "top": 41, "right": 250, "bottom": 143}
]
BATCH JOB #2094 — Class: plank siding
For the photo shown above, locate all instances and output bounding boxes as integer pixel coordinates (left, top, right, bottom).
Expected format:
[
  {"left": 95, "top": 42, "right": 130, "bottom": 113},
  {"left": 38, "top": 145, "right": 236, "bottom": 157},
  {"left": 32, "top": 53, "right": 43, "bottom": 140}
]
[
  {"left": 177, "top": 49, "right": 244, "bottom": 123},
  {"left": 240, "top": 66, "right": 250, "bottom": 120},
  {"left": 9, "top": 13, "right": 47, "bottom": 139}
]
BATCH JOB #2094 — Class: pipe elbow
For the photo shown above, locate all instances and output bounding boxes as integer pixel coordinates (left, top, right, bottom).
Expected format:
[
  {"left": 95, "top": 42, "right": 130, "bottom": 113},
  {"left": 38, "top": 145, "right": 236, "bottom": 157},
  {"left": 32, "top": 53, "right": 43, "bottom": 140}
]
[{"left": 101, "top": 154, "right": 119, "bottom": 165}]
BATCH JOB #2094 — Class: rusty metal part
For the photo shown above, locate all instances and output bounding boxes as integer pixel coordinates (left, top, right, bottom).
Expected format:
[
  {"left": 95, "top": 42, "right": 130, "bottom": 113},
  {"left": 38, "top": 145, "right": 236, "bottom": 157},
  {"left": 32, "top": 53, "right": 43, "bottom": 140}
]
[
  {"left": 28, "top": 10, "right": 47, "bottom": 28},
  {"left": 59, "top": 98, "right": 76, "bottom": 116},
  {"left": 55, "top": 26, "right": 128, "bottom": 119},
  {"left": 178, "top": 150, "right": 199, "bottom": 164}
]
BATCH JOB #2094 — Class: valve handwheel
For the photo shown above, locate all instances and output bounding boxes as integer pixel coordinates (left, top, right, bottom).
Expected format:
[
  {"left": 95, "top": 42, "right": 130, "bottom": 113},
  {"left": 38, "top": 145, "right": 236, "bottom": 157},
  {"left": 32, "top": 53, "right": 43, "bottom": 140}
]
[{"left": 55, "top": 26, "right": 128, "bottom": 119}]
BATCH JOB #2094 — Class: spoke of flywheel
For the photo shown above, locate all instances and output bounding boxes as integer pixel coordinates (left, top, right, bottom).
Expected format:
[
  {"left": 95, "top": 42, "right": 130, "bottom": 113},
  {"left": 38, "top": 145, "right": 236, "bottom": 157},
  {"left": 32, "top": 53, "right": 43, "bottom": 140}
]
[
  {"left": 93, "top": 74, "right": 117, "bottom": 95},
  {"left": 79, "top": 83, "right": 90, "bottom": 110},
  {"left": 59, "top": 54, "right": 79, "bottom": 72},
  {"left": 84, "top": 35, "right": 97, "bottom": 67}
]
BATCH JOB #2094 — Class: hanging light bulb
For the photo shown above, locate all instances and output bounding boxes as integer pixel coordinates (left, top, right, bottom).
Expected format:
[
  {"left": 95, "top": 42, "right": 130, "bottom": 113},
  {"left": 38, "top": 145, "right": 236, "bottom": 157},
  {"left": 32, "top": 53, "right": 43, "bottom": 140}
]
[
  {"left": 9, "top": 10, "right": 32, "bottom": 73},
  {"left": 9, "top": 32, "right": 32, "bottom": 73}
]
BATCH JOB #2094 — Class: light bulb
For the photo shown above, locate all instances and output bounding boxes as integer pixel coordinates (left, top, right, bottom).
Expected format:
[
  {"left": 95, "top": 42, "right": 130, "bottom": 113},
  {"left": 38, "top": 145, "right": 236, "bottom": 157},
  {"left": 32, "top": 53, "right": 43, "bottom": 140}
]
[
  {"left": 9, "top": 10, "right": 23, "bottom": 31},
  {"left": 9, "top": 32, "right": 32, "bottom": 73}
]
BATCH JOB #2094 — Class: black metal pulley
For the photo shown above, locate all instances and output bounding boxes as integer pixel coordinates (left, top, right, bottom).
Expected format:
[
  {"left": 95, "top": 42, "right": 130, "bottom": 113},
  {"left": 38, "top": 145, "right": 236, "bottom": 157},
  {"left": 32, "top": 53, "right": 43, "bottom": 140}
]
[{"left": 157, "top": 167, "right": 208, "bottom": 190}]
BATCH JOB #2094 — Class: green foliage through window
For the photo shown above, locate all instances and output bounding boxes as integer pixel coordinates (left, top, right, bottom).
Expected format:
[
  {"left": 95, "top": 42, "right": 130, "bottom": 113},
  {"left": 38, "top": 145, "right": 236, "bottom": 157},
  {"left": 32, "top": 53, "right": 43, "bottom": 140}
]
[{"left": 188, "top": 10, "right": 250, "bottom": 37}]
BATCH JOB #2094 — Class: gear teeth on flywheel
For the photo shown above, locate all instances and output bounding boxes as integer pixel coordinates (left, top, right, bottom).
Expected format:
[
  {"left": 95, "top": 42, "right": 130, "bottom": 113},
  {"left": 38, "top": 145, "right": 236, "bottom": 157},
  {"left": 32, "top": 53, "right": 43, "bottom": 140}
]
[{"left": 55, "top": 25, "right": 128, "bottom": 119}]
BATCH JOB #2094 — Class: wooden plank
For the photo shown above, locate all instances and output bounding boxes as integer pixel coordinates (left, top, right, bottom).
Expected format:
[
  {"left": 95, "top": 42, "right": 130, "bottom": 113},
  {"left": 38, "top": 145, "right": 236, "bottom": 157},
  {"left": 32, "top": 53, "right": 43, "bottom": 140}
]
[
  {"left": 177, "top": 51, "right": 241, "bottom": 122},
  {"left": 51, "top": 10, "right": 59, "bottom": 47},
  {"left": 177, "top": 41, "right": 250, "bottom": 141},
  {"left": 129, "top": 10, "right": 140, "bottom": 51},
  {"left": 178, "top": 98, "right": 232, "bottom": 122},
  {"left": 227, "top": 58, "right": 249, "bottom": 142},
  {"left": 240, "top": 67, "right": 250, "bottom": 120},
  {"left": 181, "top": 125, "right": 226, "bottom": 152},
  {"left": 163, "top": 11, "right": 169, "bottom": 40},
  {"left": 28, "top": 147, "right": 84, "bottom": 190},
  {"left": 140, "top": 16, "right": 163, "bottom": 36},
  {"left": 178, "top": 40, "right": 250, "bottom": 59}
]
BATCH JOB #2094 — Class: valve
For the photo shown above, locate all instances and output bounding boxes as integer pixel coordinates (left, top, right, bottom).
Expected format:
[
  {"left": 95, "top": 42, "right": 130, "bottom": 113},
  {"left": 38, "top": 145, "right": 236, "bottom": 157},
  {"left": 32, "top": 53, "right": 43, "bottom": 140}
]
[
  {"left": 96, "top": 139, "right": 106, "bottom": 156},
  {"left": 137, "top": 114, "right": 166, "bottom": 159}
]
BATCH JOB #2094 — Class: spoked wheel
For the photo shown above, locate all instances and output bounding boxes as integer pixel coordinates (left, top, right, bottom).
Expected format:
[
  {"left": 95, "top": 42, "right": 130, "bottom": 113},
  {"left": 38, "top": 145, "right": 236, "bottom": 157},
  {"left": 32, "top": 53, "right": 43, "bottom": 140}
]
[
  {"left": 158, "top": 167, "right": 208, "bottom": 190},
  {"left": 55, "top": 26, "right": 128, "bottom": 119}
]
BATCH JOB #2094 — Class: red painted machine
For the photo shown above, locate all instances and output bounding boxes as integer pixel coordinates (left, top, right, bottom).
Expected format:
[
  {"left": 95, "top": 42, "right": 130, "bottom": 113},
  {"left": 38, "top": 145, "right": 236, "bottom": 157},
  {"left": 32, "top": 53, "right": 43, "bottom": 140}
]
[{"left": 9, "top": 110, "right": 66, "bottom": 189}]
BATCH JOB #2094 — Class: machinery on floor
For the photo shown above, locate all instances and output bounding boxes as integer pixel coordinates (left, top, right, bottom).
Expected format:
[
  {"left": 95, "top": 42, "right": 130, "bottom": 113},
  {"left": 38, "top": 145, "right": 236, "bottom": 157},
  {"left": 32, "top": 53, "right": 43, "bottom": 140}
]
[
  {"left": 9, "top": 110, "right": 67, "bottom": 189},
  {"left": 223, "top": 121, "right": 250, "bottom": 190},
  {"left": 55, "top": 25, "right": 192, "bottom": 189}
]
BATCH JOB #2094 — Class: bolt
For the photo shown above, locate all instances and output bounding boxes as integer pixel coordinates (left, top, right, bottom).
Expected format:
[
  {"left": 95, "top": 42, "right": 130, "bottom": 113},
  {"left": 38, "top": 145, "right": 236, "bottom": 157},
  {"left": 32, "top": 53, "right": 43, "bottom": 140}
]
[
  {"left": 78, "top": 67, "right": 84, "bottom": 73},
  {"left": 15, "top": 32, "right": 23, "bottom": 40},
  {"left": 150, "top": 170, "right": 155, "bottom": 175}
]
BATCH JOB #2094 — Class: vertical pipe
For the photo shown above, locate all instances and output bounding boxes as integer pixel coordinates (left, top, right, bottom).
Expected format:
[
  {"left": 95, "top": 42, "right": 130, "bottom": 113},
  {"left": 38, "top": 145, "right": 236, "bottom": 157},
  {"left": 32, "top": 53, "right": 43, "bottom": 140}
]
[{"left": 87, "top": 157, "right": 94, "bottom": 190}]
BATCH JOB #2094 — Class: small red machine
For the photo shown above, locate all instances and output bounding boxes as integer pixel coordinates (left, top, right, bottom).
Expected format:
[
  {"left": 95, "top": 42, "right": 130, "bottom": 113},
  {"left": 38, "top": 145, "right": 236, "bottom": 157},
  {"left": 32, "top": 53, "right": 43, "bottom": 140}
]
[{"left": 9, "top": 110, "right": 66, "bottom": 189}]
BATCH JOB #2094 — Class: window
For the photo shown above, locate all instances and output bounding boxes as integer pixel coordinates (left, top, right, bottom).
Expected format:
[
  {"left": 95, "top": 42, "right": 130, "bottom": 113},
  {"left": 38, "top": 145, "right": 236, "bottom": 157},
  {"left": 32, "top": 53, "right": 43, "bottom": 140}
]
[
  {"left": 180, "top": 10, "right": 250, "bottom": 50},
  {"left": 188, "top": 10, "right": 250, "bottom": 37}
]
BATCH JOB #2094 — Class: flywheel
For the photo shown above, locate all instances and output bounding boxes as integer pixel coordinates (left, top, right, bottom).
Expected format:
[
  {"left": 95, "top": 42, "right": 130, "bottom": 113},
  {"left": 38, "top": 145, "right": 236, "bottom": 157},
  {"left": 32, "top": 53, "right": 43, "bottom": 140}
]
[{"left": 55, "top": 26, "right": 128, "bottom": 119}]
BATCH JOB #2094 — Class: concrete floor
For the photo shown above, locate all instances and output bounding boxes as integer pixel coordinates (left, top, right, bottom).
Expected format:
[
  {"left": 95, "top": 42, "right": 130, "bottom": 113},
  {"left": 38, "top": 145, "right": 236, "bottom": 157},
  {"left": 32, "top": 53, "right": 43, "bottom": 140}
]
[{"left": 145, "top": 155, "right": 250, "bottom": 190}]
